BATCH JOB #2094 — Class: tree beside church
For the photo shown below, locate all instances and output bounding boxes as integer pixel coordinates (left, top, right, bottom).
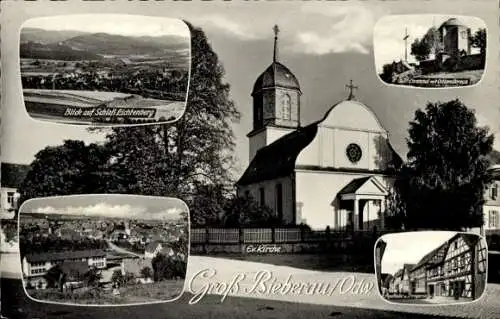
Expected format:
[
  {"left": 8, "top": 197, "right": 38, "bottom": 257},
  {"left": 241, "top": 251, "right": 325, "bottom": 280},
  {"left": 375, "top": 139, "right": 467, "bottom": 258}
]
[{"left": 394, "top": 99, "right": 494, "bottom": 231}]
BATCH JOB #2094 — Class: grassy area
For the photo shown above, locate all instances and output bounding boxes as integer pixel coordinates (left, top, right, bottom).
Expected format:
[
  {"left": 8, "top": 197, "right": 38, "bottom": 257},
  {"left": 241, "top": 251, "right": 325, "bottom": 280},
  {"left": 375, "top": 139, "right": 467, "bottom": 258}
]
[
  {"left": 118, "top": 279, "right": 184, "bottom": 303},
  {"left": 27, "top": 279, "right": 184, "bottom": 305}
]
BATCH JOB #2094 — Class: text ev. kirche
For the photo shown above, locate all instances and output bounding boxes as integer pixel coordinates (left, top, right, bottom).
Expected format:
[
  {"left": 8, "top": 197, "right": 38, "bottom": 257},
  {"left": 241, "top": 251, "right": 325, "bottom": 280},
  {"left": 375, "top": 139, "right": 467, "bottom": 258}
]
[{"left": 187, "top": 268, "right": 375, "bottom": 304}]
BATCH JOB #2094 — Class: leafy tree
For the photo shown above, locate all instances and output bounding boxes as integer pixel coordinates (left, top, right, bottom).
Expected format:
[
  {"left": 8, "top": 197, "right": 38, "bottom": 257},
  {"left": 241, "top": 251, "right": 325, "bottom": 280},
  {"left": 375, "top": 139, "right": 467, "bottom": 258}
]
[
  {"left": 111, "top": 269, "right": 124, "bottom": 285},
  {"left": 487, "top": 150, "right": 500, "bottom": 165},
  {"left": 380, "top": 63, "right": 395, "bottom": 83},
  {"left": 44, "top": 264, "right": 66, "bottom": 292},
  {"left": 1, "top": 220, "right": 18, "bottom": 244},
  {"left": 17, "top": 140, "right": 110, "bottom": 216},
  {"left": 470, "top": 28, "right": 486, "bottom": 54},
  {"left": 171, "top": 258, "right": 187, "bottom": 279},
  {"left": 93, "top": 22, "right": 240, "bottom": 219},
  {"left": 83, "top": 267, "right": 102, "bottom": 288},
  {"left": 223, "top": 193, "right": 279, "bottom": 227},
  {"left": 470, "top": 28, "right": 487, "bottom": 66},
  {"left": 152, "top": 253, "right": 174, "bottom": 281},
  {"left": 398, "top": 99, "right": 493, "bottom": 230},
  {"left": 384, "top": 187, "right": 406, "bottom": 230},
  {"left": 411, "top": 38, "right": 431, "bottom": 62},
  {"left": 140, "top": 266, "right": 153, "bottom": 279},
  {"left": 189, "top": 183, "right": 229, "bottom": 226},
  {"left": 124, "top": 272, "right": 136, "bottom": 285},
  {"left": 411, "top": 27, "right": 443, "bottom": 61}
]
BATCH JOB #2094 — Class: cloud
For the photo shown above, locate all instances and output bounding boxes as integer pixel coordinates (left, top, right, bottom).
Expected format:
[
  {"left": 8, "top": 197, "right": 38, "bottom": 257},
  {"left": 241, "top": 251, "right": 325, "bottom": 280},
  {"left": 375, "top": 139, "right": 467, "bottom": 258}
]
[
  {"left": 288, "top": 5, "right": 386, "bottom": 55},
  {"left": 196, "top": 15, "right": 260, "bottom": 40},
  {"left": 194, "top": 5, "right": 386, "bottom": 55},
  {"left": 32, "top": 203, "right": 182, "bottom": 220}
]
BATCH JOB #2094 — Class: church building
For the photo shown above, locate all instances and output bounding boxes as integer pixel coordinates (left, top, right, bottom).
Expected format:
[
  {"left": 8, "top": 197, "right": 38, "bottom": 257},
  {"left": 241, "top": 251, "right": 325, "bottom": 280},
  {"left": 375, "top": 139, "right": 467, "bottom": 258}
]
[{"left": 236, "top": 26, "right": 403, "bottom": 231}]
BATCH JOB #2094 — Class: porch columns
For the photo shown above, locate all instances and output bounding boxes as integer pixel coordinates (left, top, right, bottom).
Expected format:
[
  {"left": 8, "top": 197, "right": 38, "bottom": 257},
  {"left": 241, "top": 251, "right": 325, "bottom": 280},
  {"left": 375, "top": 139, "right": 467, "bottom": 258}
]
[
  {"left": 354, "top": 198, "right": 359, "bottom": 231},
  {"left": 379, "top": 199, "right": 385, "bottom": 230}
]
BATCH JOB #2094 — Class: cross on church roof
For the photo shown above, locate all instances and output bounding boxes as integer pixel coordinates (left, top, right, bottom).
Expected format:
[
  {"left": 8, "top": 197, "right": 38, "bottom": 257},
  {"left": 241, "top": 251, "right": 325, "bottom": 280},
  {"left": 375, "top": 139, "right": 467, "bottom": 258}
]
[
  {"left": 273, "top": 25, "right": 280, "bottom": 62},
  {"left": 346, "top": 80, "right": 358, "bottom": 100}
]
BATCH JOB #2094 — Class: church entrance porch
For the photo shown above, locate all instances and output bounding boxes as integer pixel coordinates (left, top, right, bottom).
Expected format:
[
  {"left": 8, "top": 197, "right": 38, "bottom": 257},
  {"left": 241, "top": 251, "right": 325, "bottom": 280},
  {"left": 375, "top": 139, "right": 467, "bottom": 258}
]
[
  {"left": 339, "top": 197, "right": 385, "bottom": 231},
  {"left": 335, "top": 176, "right": 389, "bottom": 232}
]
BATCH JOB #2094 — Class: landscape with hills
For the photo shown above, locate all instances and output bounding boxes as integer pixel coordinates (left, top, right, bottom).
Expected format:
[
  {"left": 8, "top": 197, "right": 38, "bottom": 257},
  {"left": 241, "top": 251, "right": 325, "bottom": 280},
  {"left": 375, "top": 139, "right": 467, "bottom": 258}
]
[
  {"left": 20, "top": 28, "right": 190, "bottom": 61},
  {"left": 19, "top": 27, "right": 190, "bottom": 125}
]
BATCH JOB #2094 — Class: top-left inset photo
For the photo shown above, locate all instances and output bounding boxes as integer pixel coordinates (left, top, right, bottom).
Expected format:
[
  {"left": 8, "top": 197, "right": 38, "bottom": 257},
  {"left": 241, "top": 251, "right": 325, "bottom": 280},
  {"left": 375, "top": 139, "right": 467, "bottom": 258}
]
[{"left": 19, "top": 14, "right": 191, "bottom": 126}]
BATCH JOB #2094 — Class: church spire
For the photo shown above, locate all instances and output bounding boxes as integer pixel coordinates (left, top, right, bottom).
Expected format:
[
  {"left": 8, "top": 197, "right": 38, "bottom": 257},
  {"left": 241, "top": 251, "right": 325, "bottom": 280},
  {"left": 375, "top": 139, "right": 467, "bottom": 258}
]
[{"left": 273, "top": 24, "right": 280, "bottom": 62}]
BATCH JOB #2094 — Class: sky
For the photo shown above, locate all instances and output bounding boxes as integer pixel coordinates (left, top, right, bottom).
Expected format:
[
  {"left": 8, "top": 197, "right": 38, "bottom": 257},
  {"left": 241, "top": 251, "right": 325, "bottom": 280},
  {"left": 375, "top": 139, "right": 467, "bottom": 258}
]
[
  {"left": 380, "top": 231, "right": 457, "bottom": 275},
  {"left": 22, "top": 14, "right": 190, "bottom": 38},
  {"left": 19, "top": 194, "right": 188, "bottom": 220},
  {"left": 1, "top": 1, "right": 499, "bottom": 180},
  {"left": 373, "top": 14, "right": 486, "bottom": 73}
]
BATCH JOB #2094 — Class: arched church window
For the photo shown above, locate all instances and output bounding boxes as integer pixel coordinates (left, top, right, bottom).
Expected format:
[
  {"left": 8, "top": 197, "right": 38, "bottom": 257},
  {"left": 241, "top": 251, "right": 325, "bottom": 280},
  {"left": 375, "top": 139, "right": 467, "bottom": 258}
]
[{"left": 281, "top": 94, "right": 292, "bottom": 121}]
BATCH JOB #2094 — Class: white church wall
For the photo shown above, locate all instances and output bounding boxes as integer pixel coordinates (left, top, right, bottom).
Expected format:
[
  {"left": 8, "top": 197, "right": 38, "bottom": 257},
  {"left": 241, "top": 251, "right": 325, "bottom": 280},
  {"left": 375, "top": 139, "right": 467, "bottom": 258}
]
[
  {"left": 295, "top": 100, "right": 393, "bottom": 171},
  {"left": 238, "top": 176, "right": 295, "bottom": 225},
  {"left": 296, "top": 126, "right": 393, "bottom": 171},
  {"left": 334, "top": 129, "right": 371, "bottom": 169},
  {"left": 295, "top": 131, "right": 321, "bottom": 166},
  {"left": 321, "top": 100, "right": 386, "bottom": 133},
  {"left": 295, "top": 170, "right": 394, "bottom": 230}
]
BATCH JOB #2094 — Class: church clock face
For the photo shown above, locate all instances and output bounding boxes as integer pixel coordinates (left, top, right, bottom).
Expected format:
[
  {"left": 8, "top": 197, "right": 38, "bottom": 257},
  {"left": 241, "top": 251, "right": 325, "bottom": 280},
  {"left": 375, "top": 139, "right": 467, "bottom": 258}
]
[{"left": 346, "top": 143, "right": 362, "bottom": 163}]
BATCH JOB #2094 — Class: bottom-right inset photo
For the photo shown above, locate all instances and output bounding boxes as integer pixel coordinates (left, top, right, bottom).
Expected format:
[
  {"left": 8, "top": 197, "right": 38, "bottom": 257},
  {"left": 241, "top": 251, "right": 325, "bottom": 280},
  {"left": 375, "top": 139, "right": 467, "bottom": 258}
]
[{"left": 374, "top": 231, "right": 488, "bottom": 305}]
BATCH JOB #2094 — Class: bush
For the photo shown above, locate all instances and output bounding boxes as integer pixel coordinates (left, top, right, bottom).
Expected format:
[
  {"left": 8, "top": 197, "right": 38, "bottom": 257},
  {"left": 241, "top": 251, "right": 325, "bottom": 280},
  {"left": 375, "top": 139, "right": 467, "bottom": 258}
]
[
  {"left": 223, "top": 193, "right": 280, "bottom": 228},
  {"left": 152, "top": 253, "right": 186, "bottom": 281}
]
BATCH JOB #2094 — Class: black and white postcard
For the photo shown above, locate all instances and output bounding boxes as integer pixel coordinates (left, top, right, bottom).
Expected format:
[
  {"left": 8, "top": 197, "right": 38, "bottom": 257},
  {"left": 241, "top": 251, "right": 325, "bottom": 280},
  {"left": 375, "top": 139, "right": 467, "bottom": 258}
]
[
  {"left": 374, "top": 15, "right": 487, "bottom": 87},
  {"left": 375, "top": 231, "right": 488, "bottom": 305},
  {"left": 1, "top": 0, "right": 499, "bottom": 318},
  {"left": 18, "top": 195, "right": 189, "bottom": 305},
  {"left": 19, "top": 14, "right": 190, "bottom": 126}
]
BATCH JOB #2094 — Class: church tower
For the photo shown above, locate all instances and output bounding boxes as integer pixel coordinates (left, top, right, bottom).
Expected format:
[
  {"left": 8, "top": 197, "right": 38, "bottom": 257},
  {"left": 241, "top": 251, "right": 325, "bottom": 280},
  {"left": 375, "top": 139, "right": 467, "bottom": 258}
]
[{"left": 247, "top": 25, "right": 302, "bottom": 162}]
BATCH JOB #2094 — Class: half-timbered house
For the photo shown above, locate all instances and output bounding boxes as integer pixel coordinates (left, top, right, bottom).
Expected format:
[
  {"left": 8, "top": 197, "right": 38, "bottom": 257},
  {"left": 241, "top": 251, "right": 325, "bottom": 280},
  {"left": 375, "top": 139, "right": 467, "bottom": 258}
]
[{"left": 416, "top": 233, "right": 487, "bottom": 300}]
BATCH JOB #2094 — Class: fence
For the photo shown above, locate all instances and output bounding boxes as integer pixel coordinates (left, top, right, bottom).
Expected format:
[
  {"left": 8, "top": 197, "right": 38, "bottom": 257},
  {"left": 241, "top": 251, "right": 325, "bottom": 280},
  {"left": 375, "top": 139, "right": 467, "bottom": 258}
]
[{"left": 190, "top": 227, "right": 386, "bottom": 245}]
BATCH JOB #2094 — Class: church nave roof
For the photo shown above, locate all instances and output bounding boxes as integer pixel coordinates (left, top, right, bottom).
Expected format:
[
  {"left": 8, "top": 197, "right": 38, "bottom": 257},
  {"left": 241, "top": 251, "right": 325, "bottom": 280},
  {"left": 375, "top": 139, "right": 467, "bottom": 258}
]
[{"left": 236, "top": 122, "right": 318, "bottom": 186}]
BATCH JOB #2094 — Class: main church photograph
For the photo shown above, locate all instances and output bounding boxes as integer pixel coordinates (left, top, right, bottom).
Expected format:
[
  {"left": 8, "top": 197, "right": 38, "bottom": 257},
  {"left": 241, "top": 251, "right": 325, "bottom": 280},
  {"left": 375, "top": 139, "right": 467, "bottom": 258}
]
[{"left": 236, "top": 26, "right": 403, "bottom": 231}]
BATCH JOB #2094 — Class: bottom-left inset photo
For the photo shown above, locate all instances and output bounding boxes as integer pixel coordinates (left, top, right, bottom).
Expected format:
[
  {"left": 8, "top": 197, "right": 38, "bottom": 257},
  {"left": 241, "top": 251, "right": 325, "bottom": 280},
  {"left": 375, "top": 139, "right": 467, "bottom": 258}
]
[{"left": 18, "top": 194, "right": 189, "bottom": 305}]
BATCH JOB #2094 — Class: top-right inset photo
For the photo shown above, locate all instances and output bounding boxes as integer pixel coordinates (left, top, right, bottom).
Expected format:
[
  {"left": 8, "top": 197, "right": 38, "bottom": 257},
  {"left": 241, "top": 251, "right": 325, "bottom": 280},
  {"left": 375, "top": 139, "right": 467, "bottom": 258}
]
[{"left": 374, "top": 15, "right": 487, "bottom": 88}]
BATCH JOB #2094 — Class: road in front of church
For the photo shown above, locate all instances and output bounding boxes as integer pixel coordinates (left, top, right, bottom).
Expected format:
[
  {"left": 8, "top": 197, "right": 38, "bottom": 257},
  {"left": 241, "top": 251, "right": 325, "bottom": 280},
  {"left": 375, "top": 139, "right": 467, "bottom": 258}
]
[{"left": 2, "top": 254, "right": 499, "bottom": 318}]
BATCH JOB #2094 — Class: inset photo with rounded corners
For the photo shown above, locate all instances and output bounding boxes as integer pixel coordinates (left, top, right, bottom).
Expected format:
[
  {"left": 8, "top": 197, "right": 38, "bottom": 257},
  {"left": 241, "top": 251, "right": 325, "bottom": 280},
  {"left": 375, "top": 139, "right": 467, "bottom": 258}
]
[
  {"left": 20, "top": 14, "right": 190, "bottom": 126},
  {"left": 18, "top": 194, "right": 189, "bottom": 306},
  {"left": 374, "top": 231, "right": 488, "bottom": 305},
  {"left": 374, "top": 15, "right": 487, "bottom": 88}
]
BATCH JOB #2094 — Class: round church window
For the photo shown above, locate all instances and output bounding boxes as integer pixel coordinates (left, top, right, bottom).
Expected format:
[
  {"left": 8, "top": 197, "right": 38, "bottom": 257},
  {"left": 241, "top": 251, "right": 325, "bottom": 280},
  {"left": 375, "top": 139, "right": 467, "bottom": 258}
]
[{"left": 346, "top": 143, "right": 362, "bottom": 163}]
